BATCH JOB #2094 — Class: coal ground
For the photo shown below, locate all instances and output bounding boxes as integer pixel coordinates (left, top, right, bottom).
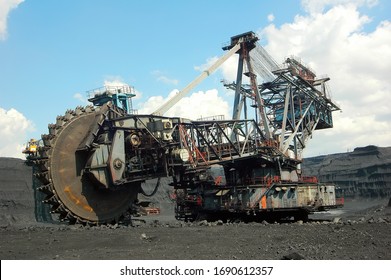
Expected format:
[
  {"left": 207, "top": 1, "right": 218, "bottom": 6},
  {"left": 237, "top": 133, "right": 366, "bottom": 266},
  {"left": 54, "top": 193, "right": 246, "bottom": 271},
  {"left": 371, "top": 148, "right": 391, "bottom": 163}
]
[{"left": 1, "top": 157, "right": 391, "bottom": 260}]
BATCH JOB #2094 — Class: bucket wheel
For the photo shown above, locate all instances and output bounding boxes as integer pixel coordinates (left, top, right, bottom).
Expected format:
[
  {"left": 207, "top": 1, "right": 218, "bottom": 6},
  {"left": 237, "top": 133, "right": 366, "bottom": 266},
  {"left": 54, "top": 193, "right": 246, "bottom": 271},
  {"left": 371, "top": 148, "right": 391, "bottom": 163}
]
[{"left": 32, "top": 105, "right": 139, "bottom": 225}]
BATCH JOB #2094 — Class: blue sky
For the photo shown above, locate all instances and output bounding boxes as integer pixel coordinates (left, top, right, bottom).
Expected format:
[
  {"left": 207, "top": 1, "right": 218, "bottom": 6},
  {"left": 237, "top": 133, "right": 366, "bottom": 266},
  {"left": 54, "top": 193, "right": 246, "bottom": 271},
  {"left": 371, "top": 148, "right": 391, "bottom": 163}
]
[{"left": 1, "top": 0, "right": 390, "bottom": 158}]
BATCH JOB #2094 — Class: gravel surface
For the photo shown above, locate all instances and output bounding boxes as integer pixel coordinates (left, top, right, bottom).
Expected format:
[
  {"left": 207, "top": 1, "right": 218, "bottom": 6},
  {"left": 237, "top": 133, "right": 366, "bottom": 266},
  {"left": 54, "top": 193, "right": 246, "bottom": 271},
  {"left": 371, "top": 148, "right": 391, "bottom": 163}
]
[{"left": 1, "top": 201, "right": 390, "bottom": 260}]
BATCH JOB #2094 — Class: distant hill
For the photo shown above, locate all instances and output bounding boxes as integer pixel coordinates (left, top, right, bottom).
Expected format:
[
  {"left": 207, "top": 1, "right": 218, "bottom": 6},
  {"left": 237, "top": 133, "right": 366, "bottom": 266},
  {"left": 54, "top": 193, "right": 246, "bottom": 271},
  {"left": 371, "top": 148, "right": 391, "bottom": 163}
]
[{"left": 302, "top": 145, "right": 391, "bottom": 198}]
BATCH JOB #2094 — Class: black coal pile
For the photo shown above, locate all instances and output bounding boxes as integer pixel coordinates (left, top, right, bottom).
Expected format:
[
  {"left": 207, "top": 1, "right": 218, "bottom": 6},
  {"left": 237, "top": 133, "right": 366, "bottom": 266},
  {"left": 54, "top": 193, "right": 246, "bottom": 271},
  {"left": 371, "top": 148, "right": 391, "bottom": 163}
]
[
  {"left": 302, "top": 145, "right": 391, "bottom": 198},
  {"left": 0, "top": 158, "right": 40, "bottom": 227}
]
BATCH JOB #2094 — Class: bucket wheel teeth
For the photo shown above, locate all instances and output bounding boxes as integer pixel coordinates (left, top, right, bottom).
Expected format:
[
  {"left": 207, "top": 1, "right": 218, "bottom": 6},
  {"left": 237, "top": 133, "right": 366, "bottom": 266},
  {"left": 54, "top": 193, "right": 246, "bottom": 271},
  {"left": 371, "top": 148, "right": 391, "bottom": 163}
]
[
  {"left": 59, "top": 211, "right": 75, "bottom": 223},
  {"left": 43, "top": 194, "right": 59, "bottom": 205},
  {"left": 51, "top": 203, "right": 65, "bottom": 214},
  {"left": 64, "top": 109, "right": 75, "bottom": 121},
  {"left": 34, "top": 171, "right": 50, "bottom": 185},
  {"left": 37, "top": 147, "right": 50, "bottom": 159},
  {"left": 74, "top": 106, "right": 84, "bottom": 116},
  {"left": 37, "top": 184, "right": 53, "bottom": 195},
  {"left": 41, "top": 134, "right": 54, "bottom": 147},
  {"left": 48, "top": 124, "right": 57, "bottom": 136},
  {"left": 56, "top": 116, "right": 66, "bottom": 127},
  {"left": 31, "top": 159, "right": 49, "bottom": 172},
  {"left": 84, "top": 105, "right": 94, "bottom": 113}
]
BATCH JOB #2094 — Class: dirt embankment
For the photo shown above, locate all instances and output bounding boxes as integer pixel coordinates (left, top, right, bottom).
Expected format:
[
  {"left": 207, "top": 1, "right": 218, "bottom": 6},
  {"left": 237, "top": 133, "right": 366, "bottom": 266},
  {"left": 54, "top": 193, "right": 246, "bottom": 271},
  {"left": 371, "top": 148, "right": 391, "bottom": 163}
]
[
  {"left": 302, "top": 145, "right": 391, "bottom": 198},
  {"left": 0, "top": 158, "right": 37, "bottom": 227}
]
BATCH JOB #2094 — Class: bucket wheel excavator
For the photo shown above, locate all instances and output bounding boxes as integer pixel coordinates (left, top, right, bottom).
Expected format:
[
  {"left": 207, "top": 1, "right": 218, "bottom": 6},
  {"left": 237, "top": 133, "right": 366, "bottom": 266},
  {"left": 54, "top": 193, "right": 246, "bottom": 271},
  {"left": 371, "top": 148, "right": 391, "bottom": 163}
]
[{"left": 25, "top": 31, "right": 342, "bottom": 225}]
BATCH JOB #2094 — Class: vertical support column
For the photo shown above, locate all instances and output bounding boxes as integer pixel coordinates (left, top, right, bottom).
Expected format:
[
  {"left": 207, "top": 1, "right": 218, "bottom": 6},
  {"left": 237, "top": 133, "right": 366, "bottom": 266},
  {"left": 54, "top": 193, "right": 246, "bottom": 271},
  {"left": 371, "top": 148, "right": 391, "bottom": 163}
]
[
  {"left": 279, "top": 85, "right": 291, "bottom": 150},
  {"left": 109, "top": 130, "right": 126, "bottom": 184},
  {"left": 232, "top": 52, "right": 245, "bottom": 120},
  {"left": 244, "top": 50, "right": 271, "bottom": 140}
]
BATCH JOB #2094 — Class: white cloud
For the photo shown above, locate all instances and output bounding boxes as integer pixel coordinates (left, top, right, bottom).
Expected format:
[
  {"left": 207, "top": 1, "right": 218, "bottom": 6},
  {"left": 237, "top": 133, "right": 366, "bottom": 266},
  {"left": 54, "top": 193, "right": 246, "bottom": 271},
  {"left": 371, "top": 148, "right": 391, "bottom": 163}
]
[
  {"left": 157, "top": 75, "right": 179, "bottom": 85},
  {"left": 0, "top": 107, "right": 35, "bottom": 159},
  {"left": 267, "top": 14, "right": 275, "bottom": 22},
  {"left": 73, "top": 93, "right": 88, "bottom": 104},
  {"left": 301, "top": 0, "right": 378, "bottom": 14},
  {"left": 137, "top": 92, "right": 170, "bottom": 115},
  {"left": 152, "top": 70, "right": 179, "bottom": 86},
  {"left": 259, "top": 2, "right": 391, "bottom": 156},
  {"left": 0, "top": 0, "right": 24, "bottom": 40},
  {"left": 132, "top": 88, "right": 143, "bottom": 100},
  {"left": 220, "top": 55, "right": 240, "bottom": 83},
  {"left": 138, "top": 89, "right": 230, "bottom": 120},
  {"left": 194, "top": 57, "right": 219, "bottom": 72},
  {"left": 104, "top": 78, "right": 127, "bottom": 87}
]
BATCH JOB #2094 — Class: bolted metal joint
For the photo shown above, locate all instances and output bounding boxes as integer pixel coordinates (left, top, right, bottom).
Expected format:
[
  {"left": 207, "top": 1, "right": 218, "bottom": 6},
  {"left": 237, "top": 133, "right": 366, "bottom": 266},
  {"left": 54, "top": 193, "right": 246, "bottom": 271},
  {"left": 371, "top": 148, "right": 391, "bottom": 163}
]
[{"left": 113, "top": 158, "right": 123, "bottom": 170}]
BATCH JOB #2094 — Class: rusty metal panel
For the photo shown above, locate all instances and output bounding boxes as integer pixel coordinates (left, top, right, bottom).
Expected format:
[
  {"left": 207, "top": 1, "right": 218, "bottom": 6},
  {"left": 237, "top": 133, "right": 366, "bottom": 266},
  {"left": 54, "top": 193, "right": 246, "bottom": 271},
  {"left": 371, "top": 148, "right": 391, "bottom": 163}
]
[
  {"left": 245, "top": 184, "right": 338, "bottom": 210},
  {"left": 248, "top": 187, "right": 267, "bottom": 209},
  {"left": 296, "top": 185, "right": 318, "bottom": 207},
  {"left": 321, "top": 185, "right": 336, "bottom": 206},
  {"left": 266, "top": 187, "right": 298, "bottom": 209}
]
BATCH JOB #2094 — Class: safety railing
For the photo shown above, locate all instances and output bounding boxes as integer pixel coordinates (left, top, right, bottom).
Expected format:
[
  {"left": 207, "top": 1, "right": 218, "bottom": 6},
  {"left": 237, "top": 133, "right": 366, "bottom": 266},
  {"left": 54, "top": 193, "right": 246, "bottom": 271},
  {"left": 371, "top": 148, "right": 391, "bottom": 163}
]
[{"left": 86, "top": 85, "right": 135, "bottom": 99}]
